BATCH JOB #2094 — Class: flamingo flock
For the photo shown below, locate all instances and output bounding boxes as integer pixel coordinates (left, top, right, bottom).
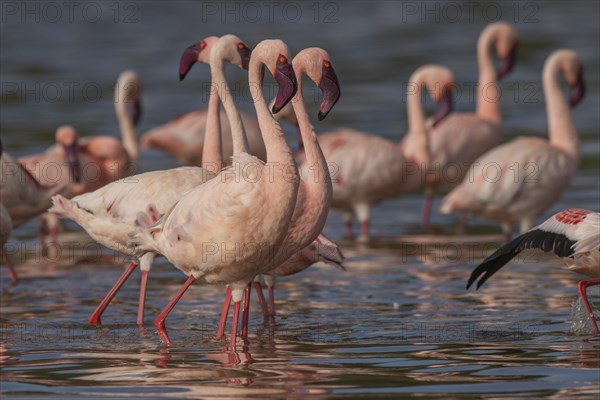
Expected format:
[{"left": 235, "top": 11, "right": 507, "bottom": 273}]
[{"left": 1, "top": 22, "right": 598, "bottom": 348}]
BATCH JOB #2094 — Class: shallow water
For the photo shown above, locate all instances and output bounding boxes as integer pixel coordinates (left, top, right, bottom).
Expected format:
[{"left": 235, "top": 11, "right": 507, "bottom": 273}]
[{"left": 1, "top": 1, "right": 600, "bottom": 398}]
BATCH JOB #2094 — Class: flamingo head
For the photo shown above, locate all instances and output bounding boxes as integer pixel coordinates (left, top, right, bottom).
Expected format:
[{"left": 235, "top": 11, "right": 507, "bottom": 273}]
[
  {"left": 253, "top": 40, "right": 297, "bottom": 114},
  {"left": 56, "top": 125, "right": 81, "bottom": 183},
  {"left": 179, "top": 36, "right": 219, "bottom": 81},
  {"left": 494, "top": 23, "right": 519, "bottom": 80},
  {"left": 413, "top": 65, "right": 454, "bottom": 127},
  {"left": 211, "top": 34, "right": 253, "bottom": 70},
  {"left": 562, "top": 53, "right": 585, "bottom": 107},
  {"left": 294, "top": 48, "right": 341, "bottom": 122}
]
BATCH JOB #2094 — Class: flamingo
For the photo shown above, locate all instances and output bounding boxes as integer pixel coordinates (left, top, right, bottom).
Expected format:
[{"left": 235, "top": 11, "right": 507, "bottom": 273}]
[
  {"left": 49, "top": 34, "right": 252, "bottom": 326},
  {"left": 467, "top": 208, "right": 600, "bottom": 333},
  {"left": 139, "top": 38, "right": 266, "bottom": 166},
  {"left": 421, "top": 22, "right": 519, "bottom": 229},
  {"left": 244, "top": 47, "right": 341, "bottom": 321},
  {"left": 0, "top": 138, "right": 69, "bottom": 281},
  {"left": 129, "top": 39, "right": 299, "bottom": 348},
  {"left": 440, "top": 49, "right": 585, "bottom": 238},
  {"left": 215, "top": 47, "right": 342, "bottom": 329},
  {"left": 298, "top": 65, "right": 454, "bottom": 242},
  {"left": 20, "top": 71, "right": 142, "bottom": 253}
]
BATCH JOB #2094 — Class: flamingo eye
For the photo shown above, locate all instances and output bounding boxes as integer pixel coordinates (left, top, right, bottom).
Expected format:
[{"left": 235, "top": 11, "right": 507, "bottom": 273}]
[
  {"left": 324, "top": 61, "right": 331, "bottom": 69},
  {"left": 200, "top": 41, "right": 206, "bottom": 49},
  {"left": 278, "top": 55, "right": 287, "bottom": 63},
  {"left": 238, "top": 43, "right": 245, "bottom": 49}
]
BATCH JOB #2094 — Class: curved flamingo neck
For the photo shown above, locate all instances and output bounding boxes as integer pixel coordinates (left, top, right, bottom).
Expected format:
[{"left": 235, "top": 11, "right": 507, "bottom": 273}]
[
  {"left": 291, "top": 63, "right": 332, "bottom": 221},
  {"left": 401, "top": 78, "right": 429, "bottom": 166},
  {"left": 116, "top": 99, "right": 139, "bottom": 163},
  {"left": 202, "top": 76, "right": 223, "bottom": 171},
  {"left": 248, "top": 56, "right": 294, "bottom": 166},
  {"left": 543, "top": 60, "right": 578, "bottom": 159},
  {"left": 476, "top": 28, "right": 502, "bottom": 124},
  {"left": 211, "top": 57, "right": 249, "bottom": 157}
]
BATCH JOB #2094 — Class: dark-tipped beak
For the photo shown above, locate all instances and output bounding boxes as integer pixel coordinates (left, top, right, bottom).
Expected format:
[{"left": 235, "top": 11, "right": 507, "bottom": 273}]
[
  {"left": 238, "top": 45, "right": 252, "bottom": 70},
  {"left": 64, "top": 143, "right": 81, "bottom": 183},
  {"left": 272, "top": 56, "right": 298, "bottom": 114},
  {"left": 432, "top": 87, "right": 453, "bottom": 127},
  {"left": 569, "top": 72, "right": 585, "bottom": 107},
  {"left": 497, "top": 45, "right": 517, "bottom": 80},
  {"left": 179, "top": 43, "right": 203, "bottom": 81},
  {"left": 317, "top": 65, "right": 341, "bottom": 121}
]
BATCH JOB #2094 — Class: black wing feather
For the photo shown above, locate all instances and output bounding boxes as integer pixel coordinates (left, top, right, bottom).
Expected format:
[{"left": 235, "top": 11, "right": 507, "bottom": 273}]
[{"left": 467, "top": 229, "right": 576, "bottom": 290}]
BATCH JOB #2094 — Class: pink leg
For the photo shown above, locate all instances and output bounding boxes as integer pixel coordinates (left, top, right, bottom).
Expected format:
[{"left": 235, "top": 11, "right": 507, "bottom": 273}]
[
  {"left": 360, "top": 221, "right": 370, "bottom": 239},
  {"left": 268, "top": 285, "right": 275, "bottom": 317},
  {"left": 253, "top": 281, "right": 270, "bottom": 319},
  {"left": 230, "top": 300, "right": 241, "bottom": 349},
  {"left": 89, "top": 261, "right": 137, "bottom": 324},
  {"left": 3, "top": 248, "right": 18, "bottom": 284},
  {"left": 578, "top": 279, "right": 600, "bottom": 334},
  {"left": 216, "top": 286, "right": 232, "bottom": 339},
  {"left": 421, "top": 192, "right": 433, "bottom": 230},
  {"left": 155, "top": 275, "right": 195, "bottom": 345},
  {"left": 241, "top": 283, "right": 252, "bottom": 339},
  {"left": 137, "top": 270, "right": 149, "bottom": 326}
]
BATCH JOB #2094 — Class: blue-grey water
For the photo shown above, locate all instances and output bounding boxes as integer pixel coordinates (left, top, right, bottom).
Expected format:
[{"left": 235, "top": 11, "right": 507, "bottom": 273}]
[{"left": 1, "top": 1, "right": 599, "bottom": 398}]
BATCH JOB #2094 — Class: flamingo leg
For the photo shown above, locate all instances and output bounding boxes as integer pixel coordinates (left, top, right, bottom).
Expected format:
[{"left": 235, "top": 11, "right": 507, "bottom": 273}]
[
  {"left": 230, "top": 300, "right": 241, "bottom": 349},
  {"left": 137, "top": 270, "right": 149, "bottom": 326},
  {"left": 216, "top": 286, "right": 232, "bottom": 339},
  {"left": 578, "top": 279, "right": 600, "bottom": 334},
  {"left": 155, "top": 275, "right": 195, "bottom": 345},
  {"left": 268, "top": 285, "right": 275, "bottom": 317},
  {"left": 343, "top": 212, "right": 353, "bottom": 238},
  {"left": 47, "top": 217, "right": 59, "bottom": 261},
  {"left": 3, "top": 247, "right": 18, "bottom": 284},
  {"left": 421, "top": 191, "right": 434, "bottom": 230},
  {"left": 253, "top": 280, "right": 270, "bottom": 319},
  {"left": 88, "top": 261, "right": 137, "bottom": 324},
  {"left": 458, "top": 211, "right": 468, "bottom": 233},
  {"left": 241, "top": 283, "right": 252, "bottom": 338}
]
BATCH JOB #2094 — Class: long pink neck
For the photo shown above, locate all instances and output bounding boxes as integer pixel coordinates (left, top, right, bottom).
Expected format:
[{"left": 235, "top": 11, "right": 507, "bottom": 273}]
[
  {"left": 248, "top": 62, "right": 295, "bottom": 166},
  {"left": 201, "top": 80, "right": 222, "bottom": 171},
  {"left": 291, "top": 65, "right": 332, "bottom": 226},
  {"left": 400, "top": 78, "right": 428, "bottom": 166},
  {"left": 212, "top": 58, "right": 249, "bottom": 156},
  {"left": 543, "top": 62, "right": 579, "bottom": 159},
  {"left": 475, "top": 29, "right": 502, "bottom": 124}
]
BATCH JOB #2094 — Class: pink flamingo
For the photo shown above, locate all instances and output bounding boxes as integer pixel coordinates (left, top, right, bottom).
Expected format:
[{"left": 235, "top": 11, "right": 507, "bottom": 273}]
[
  {"left": 300, "top": 65, "right": 454, "bottom": 242},
  {"left": 49, "top": 35, "right": 252, "bottom": 326},
  {"left": 139, "top": 38, "right": 266, "bottom": 166},
  {"left": 440, "top": 49, "right": 585, "bottom": 238},
  {"left": 20, "top": 72, "right": 142, "bottom": 253},
  {"left": 467, "top": 208, "right": 600, "bottom": 333},
  {"left": 0, "top": 139, "right": 68, "bottom": 281},
  {"left": 129, "top": 39, "right": 299, "bottom": 348},
  {"left": 421, "top": 22, "right": 519, "bottom": 229},
  {"left": 217, "top": 47, "right": 341, "bottom": 331}
]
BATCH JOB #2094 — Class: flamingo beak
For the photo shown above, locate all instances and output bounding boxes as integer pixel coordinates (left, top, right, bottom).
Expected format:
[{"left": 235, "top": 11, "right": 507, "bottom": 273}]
[
  {"left": 272, "top": 55, "right": 297, "bottom": 114},
  {"left": 237, "top": 45, "right": 252, "bottom": 70},
  {"left": 569, "top": 71, "right": 585, "bottom": 107},
  {"left": 64, "top": 143, "right": 81, "bottom": 183},
  {"left": 432, "top": 88, "right": 453, "bottom": 127},
  {"left": 179, "top": 43, "right": 203, "bottom": 81},
  {"left": 317, "top": 63, "right": 341, "bottom": 121},
  {"left": 497, "top": 45, "right": 517, "bottom": 80}
]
